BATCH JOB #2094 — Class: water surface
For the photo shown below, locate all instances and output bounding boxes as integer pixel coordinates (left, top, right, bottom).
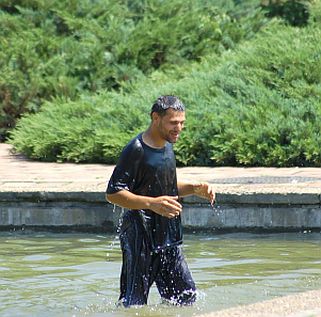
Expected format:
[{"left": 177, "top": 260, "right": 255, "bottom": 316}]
[{"left": 0, "top": 231, "right": 320, "bottom": 317}]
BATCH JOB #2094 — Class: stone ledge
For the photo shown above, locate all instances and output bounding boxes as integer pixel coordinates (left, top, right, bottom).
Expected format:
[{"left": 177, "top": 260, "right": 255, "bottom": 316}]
[
  {"left": 183, "top": 193, "right": 321, "bottom": 205},
  {"left": 197, "top": 289, "right": 321, "bottom": 317},
  {"left": 1, "top": 191, "right": 320, "bottom": 206},
  {"left": 0, "top": 191, "right": 106, "bottom": 203}
]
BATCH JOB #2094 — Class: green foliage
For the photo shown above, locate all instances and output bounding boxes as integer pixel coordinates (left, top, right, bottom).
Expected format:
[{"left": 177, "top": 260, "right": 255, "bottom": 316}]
[
  {"left": 9, "top": 5, "right": 321, "bottom": 166},
  {"left": 205, "top": 22, "right": 321, "bottom": 166},
  {"left": 261, "top": 0, "right": 311, "bottom": 26},
  {"left": 7, "top": 1, "right": 321, "bottom": 167},
  {"left": 0, "top": 0, "right": 267, "bottom": 140},
  {"left": 9, "top": 93, "right": 148, "bottom": 162}
]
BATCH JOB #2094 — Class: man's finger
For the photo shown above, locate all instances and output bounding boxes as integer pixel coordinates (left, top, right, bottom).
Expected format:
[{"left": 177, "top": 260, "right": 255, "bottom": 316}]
[{"left": 166, "top": 197, "right": 182, "bottom": 209}]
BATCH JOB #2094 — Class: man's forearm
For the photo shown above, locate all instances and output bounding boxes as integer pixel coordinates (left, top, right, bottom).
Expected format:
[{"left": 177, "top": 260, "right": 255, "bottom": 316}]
[
  {"left": 106, "top": 190, "right": 153, "bottom": 210},
  {"left": 177, "top": 181, "right": 198, "bottom": 197},
  {"left": 178, "top": 181, "right": 216, "bottom": 205},
  {"left": 106, "top": 190, "right": 183, "bottom": 218}
]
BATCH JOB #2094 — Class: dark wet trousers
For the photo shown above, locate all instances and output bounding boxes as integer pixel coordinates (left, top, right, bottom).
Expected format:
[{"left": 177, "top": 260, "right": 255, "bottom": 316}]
[{"left": 118, "top": 217, "right": 196, "bottom": 307}]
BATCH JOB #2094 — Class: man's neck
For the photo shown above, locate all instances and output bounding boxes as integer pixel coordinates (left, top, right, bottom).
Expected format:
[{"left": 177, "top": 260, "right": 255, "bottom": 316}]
[{"left": 142, "top": 127, "right": 165, "bottom": 149}]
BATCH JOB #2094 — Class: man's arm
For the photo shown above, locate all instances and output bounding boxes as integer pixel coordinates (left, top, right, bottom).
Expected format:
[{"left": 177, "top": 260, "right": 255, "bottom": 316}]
[
  {"left": 177, "top": 181, "right": 215, "bottom": 206},
  {"left": 106, "top": 190, "right": 182, "bottom": 218}
]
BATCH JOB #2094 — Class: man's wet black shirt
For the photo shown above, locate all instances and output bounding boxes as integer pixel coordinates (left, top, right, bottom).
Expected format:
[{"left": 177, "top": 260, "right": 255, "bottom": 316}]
[{"left": 107, "top": 133, "right": 182, "bottom": 251}]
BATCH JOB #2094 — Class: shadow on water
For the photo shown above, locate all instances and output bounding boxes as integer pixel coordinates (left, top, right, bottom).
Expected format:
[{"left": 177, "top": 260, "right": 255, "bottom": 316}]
[{"left": 0, "top": 231, "right": 321, "bottom": 317}]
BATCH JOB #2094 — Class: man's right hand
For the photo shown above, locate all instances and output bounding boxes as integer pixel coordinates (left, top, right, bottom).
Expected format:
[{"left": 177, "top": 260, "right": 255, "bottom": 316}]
[
  {"left": 150, "top": 196, "right": 182, "bottom": 218},
  {"left": 107, "top": 190, "right": 182, "bottom": 218}
]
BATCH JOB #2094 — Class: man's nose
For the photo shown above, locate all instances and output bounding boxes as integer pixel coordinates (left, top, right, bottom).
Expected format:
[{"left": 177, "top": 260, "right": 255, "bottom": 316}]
[{"left": 176, "top": 123, "right": 184, "bottom": 131}]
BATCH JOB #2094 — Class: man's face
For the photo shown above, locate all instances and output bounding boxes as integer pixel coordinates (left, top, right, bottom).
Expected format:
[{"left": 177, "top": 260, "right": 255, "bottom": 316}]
[{"left": 154, "top": 108, "right": 185, "bottom": 143}]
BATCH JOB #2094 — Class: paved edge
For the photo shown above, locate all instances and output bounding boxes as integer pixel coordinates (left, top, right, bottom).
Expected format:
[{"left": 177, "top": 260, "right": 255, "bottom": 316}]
[
  {"left": 1, "top": 191, "right": 321, "bottom": 205},
  {"left": 198, "top": 289, "right": 321, "bottom": 317}
]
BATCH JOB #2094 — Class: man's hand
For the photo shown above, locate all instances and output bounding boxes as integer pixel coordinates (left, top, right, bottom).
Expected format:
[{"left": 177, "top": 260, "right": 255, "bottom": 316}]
[
  {"left": 150, "top": 196, "right": 182, "bottom": 218},
  {"left": 193, "top": 182, "right": 215, "bottom": 206}
]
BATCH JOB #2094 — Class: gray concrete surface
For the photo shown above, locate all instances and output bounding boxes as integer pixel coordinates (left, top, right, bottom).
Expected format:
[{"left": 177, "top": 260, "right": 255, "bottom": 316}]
[
  {"left": 1, "top": 143, "right": 321, "bottom": 231},
  {"left": 199, "top": 289, "right": 321, "bottom": 317},
  {"left": 2, "top": 143, "right": 321, "bottom": 194},
  {"left": 1, "top": 143, "right": 321, "bottom": 316}
]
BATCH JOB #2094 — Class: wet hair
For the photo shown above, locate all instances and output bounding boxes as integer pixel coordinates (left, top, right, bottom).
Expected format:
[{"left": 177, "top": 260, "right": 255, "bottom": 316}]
[{"left": 150, "top": 95, "right": 185, "bottom": 117}]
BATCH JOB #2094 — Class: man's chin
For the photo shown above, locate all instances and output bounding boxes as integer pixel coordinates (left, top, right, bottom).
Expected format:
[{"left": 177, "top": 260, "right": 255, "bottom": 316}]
[{"left": 167, "top": 136, "right": 179, "bottom": 143}]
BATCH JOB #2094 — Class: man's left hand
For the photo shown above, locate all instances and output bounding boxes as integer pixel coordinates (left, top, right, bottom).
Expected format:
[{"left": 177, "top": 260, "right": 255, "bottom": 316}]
[{"left": 193, "top": 182, "right": 215, "bottom": 206}]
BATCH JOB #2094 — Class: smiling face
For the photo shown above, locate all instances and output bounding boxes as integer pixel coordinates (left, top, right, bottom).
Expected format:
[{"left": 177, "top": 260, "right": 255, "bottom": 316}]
[{"left": 153, "top": 108, "right": 185, "bottom": 143}]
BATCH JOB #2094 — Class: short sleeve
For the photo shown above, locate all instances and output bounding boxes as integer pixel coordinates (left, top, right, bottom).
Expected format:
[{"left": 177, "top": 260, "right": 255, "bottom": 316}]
[{"left": 106, "top": 137, "right": 143, "bottom": 195}]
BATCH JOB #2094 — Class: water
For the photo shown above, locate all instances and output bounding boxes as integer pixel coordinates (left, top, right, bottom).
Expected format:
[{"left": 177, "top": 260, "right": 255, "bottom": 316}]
[{"left": 0, "top": 231, "right": 321, "bottom": 317}]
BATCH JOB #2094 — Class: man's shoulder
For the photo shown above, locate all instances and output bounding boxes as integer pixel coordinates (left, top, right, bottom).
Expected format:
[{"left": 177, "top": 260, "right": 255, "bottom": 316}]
[
  {"left": 121, "top": 134, "right": 144, "bottom": 158},
  {"left": 125, "top": 134, "right": 143, "bottom": 150}
]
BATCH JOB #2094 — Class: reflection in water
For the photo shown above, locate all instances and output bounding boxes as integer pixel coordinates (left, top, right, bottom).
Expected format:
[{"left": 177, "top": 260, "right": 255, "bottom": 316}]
[{"left": 0, "top": 232, "right": 320, "bottom": 317}]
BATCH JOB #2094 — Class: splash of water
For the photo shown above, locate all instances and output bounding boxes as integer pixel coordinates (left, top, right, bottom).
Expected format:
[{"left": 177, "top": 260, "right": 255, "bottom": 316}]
[
  {"left": 106, "top": 205, "right": 125, "bottom": 261},
  {"left": 212, "top": 204, "right": 222, "bottom": 217}
]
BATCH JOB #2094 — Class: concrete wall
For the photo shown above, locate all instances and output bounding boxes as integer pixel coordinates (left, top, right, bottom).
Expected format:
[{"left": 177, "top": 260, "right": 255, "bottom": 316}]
[
  {"left": 182, "top": 194, "right": 321, "bottom": 231},
  {"left": 0, "top": 192, "right": 320, "bottom": 232}
]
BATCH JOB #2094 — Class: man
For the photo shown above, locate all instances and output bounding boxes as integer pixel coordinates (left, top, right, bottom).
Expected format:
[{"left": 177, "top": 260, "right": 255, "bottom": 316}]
[{"left": 106, "top": 95, "right": 215, "bottom": 307}]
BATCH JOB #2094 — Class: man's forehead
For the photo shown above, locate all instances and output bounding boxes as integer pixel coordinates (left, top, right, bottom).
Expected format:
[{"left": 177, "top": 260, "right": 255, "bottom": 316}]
[{"left": 164, "top": 108, "right": 185, "bottom": 118}]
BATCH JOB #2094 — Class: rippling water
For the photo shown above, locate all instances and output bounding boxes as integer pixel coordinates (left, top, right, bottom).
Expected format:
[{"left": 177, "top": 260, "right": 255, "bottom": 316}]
[{"left": 0, "top": 231, "right": 320, "bottom": 317}]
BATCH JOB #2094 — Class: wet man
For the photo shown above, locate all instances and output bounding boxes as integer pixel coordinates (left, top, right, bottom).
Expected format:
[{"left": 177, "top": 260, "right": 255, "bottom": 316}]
[{"left": 106, "top": 95, "right": 215, "bottom": 307}]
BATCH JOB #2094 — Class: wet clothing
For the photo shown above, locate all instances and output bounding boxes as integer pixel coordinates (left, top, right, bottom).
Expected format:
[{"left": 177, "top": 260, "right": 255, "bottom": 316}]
[
  {"left": 107, "top": 133, "right": 182, "bottom": 251},
  {"left": 106, "top": 133, "right": 196, "bottom": 306},
  {"left": 119, "top": 211, "right": 196, "bottom": 307}
]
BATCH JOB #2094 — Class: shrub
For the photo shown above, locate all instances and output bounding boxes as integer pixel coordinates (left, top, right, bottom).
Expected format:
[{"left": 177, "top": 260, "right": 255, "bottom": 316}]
[
  {"left": 261, "top": 0, "right": 311, "bottom": 26},
  {"left": 0, "top": 0, "right": 267, "bottom": 140},
  {"left": 9, "top": 3, "right": 321, "bottom": 166}
]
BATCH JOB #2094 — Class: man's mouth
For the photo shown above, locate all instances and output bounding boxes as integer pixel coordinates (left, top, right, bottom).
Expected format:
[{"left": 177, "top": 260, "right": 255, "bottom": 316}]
[{"left": 171, "top": 132, "right": 179, "bottom": 138}]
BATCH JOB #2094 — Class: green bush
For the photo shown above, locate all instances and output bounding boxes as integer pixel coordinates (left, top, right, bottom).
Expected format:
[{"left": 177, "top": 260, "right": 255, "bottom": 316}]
[
  {"left": 9, "top": 93, "right": 149, "bottom": 162},
  {"left": 0, "top": 0, "right": 267, "bottom": 141},
  {"left": 10, "top": 7, "right": 321, "bottom": 166},
  {"left": 261, "top": 0, "right": 311, "bottom": 26},
  {"left": 205, "top": 22, "right": 321, "bottom": 166}
]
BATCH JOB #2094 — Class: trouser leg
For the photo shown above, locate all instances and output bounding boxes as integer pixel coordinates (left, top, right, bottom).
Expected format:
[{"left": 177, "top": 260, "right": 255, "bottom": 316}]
[
  {"left": 155, "top": 246, "right": 196, "bottom": 305},
  {"left": 118, "top": 219, "right": 152, "bottom": 307}
]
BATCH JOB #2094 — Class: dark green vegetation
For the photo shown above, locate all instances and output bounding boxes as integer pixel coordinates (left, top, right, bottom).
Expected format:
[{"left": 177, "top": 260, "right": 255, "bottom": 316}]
[
  {"left": 0, "top": 0, "right": 265, "bottom": 141},
  {"left": 3, "top": 0, "right": 320, "bottom": 167}
]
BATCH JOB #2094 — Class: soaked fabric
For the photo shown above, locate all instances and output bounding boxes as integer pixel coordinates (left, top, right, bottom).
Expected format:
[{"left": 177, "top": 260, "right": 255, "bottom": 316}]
[
  {"left": 118, "top": 212, "right": 196, "bottom": 307},
  {"left": 107, "top": 133, "right": 195, "bottom": 306},
  {"left": 107, "top": 133, "right": 182, "bottom": 251}
]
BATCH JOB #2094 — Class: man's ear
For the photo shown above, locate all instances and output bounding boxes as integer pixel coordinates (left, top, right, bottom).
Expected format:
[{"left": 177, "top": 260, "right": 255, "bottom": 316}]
[{"left": 151, "top": 112, "right": 160, "bottom": 122}]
